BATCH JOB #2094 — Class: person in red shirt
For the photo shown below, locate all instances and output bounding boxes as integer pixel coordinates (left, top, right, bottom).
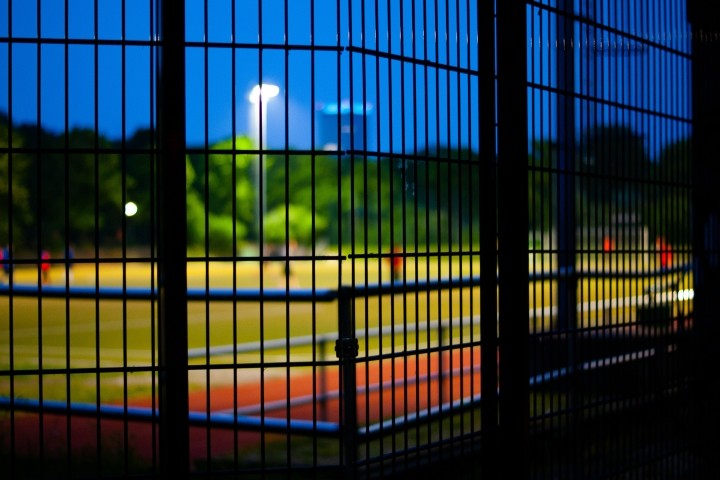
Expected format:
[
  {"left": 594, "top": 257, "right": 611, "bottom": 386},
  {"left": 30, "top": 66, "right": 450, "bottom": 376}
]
[
  {"left": 656, "top": 236, "right": 673, "bottom": 268},
  {"left": 41, "top": 249, "right": 51, "bottom": 284},
  {"left": 389, "top": 246, "right": 404, "bottom": 282}
]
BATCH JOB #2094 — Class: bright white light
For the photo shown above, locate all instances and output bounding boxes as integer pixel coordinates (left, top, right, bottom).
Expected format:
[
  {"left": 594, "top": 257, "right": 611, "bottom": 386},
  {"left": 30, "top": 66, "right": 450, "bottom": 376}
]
[
  {"left": 249, "top": 84, "right": 280, "bottom": 104},
  {"left": 677, "top": 289, "right": 695, "bottom": 301},
  {"left": 125, "top": 202, "right": 138, "bottom": 217}
]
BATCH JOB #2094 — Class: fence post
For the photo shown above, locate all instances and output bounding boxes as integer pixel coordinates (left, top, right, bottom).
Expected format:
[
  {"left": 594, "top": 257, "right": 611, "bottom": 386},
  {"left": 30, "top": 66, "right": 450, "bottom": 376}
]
[
  {"left": 158, "top": 0, "right": 189, "bottom": 476},
  {"left": 496, "top": 0, "right": 530, "bottom": 477},
  {"left": 336, "top": 287, "right": 358, "bottom": 478},
  {"left": 556, "top": 0, "right": 578, "bottom": 336},
  {"left": 479, "top": 0, "right": 500, "bottom": 475},
  {"left": 555, "top": 2, "right": 580, "bottom": 477},
  {"left": 689, "top": 3, "right": 720, "bottom": 477}
]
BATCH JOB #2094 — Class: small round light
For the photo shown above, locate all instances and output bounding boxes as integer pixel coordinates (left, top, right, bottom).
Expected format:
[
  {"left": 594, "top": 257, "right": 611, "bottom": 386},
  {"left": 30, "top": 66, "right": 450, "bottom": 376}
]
[{"left": 125, "top": 202, "right": 138, "bottom": 217}]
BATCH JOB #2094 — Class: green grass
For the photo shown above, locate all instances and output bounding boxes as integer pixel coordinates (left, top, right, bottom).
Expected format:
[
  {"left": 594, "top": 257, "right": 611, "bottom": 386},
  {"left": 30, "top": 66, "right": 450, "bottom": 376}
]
[
  {"left": 0, "top": 258, "right": 480, "bottom": 400},
  {"left": 0, "top": 255, "right": 694, "bottom": 476},
  {"left": 0, "top": 255, "right": 690, "bottom": 404}
]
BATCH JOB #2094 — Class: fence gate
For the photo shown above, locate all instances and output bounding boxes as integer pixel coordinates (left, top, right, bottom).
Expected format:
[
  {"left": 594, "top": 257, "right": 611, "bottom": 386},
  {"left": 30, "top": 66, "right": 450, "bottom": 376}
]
[{"left": 1, "top": 0, "right": 718, "bottom": 478}]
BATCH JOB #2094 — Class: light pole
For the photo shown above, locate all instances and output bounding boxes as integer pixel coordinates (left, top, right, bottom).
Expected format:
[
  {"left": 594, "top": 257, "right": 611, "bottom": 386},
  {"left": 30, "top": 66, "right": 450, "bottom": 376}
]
[{"left": 249, "top": 84, "right": 279, "bottom": 242}]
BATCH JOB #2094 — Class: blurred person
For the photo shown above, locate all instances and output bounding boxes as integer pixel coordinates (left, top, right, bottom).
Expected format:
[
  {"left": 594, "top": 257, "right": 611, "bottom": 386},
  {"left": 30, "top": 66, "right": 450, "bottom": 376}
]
[
  {"left": 41, "top": 249, "right": 51, "bottom": 284},
  {"left": 389, "top": 246, "right": 404, "bottom": 282},
  {"left": 280, "top": 239, "right": 299, "bottom": 287},
  {"left": 602, "top": 235, "right": 616, "bottom": 252},
  {"left": 65, "top": 244, "right": 75, "bottom": 285},
  {"left": 2, "top": 244, "right": 13, "bottom": 284},
  {"left": 656, "top": 236, "right": 673, "bottom": 268}
]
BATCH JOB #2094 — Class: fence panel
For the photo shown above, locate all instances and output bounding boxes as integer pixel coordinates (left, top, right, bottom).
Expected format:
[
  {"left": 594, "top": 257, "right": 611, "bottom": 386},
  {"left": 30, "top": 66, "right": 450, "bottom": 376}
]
[
  {"left": 526, "top": 0, "right": 696, "bottom": 477},
  {"left": 0, "top": 0, "right": 713, "bottom": 478},
  {"left": 0, "top": 1, "right": 163, "bottom": 477}
]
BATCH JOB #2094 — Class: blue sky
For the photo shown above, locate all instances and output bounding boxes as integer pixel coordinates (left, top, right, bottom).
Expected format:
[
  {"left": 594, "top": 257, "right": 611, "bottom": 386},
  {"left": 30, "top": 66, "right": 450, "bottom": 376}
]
[
  {"left": 527, "top": 0, "right": 692, "bottom": 156},
  {"left": 2, "top": 0, "right": 479, "bottom": 152},
  {"left": 1, "top": 0, "right": 691, "bottom": 155}
]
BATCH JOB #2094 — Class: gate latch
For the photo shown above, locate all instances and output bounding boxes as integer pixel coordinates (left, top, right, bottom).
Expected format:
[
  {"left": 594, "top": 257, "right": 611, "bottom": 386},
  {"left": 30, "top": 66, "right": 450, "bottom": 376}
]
[{"left": 335, "top": 338, "right": 359, "bottom": 360}]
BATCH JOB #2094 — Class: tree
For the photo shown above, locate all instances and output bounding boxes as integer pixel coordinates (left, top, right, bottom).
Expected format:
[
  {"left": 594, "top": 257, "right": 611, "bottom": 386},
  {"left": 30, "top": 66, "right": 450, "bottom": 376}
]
[
  {"left": 2, "top": 122, "right": 124, "bottom": 250},
  {"left": 263, "top": 204, "right": 327, "bottom": 246},
  {"left": 405, "top": 147, "right": 482, "bottom": 249},
  {"left": 124, "top": 128, "right": 157, "bottom": 247},
  {"left": 264, "top": 154, "right": 335, "bottom": 246},
  {"left": 528, "top": 140, "right": 558, "bottom": 233},
  {"left": 185, "top": 155, "right": 207, "bottom": 249},
  {"left": 577, "top": 124, "right": 650, "bottom": 224},
  {"left": 186, "top": 136, "right": 256, "bottom": 252},
  {"left": 650, "top": 138, "right": 692, "bottom": 244},
  {"left": 0, "top": 120, "right": 31, "bottom": 243},
  {"left": 48, "top": 129, "right": 124, "bottom": 247}
]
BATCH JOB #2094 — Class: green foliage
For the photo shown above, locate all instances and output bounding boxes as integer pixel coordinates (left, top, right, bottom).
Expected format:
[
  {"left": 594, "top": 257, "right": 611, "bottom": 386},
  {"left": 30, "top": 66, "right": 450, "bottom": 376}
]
[
  {"left": 207, "top": 213, "right": 247, "bottom": 253},
  {"left": 1, "top": 118, "right": 125, "bottom": 250},
  {"left": 0, "top": 120, "right": 31, "bottom": 242},
  {"left": 186, "top": 136, "right": 256, "bottom": 252},
  {"left": 0, "top": 116, "right": 692, "bottom": 253},
  {"left": 263, "top": 154, "right": 337, "bottom": 244},
  {"left": 529, "top": 140, "right": 558, "bottom": 232},
  {"left": 123, "top": 129, "right": 157, "bottom": 246},
  {"left": 529, "top": 128, "right": 692, "bottom": 246},
  {"left": 577, "top": 124, "right": 649, "bottom": 220},
  {"left": 263, "top": 204, "right": 326, "bottom": 245},
  {"left": 186, "top": 158, "right": 206, "bottom": 247},
  {"left": 208, "top": 136, "right": 257, "bottom": 229},
  {"left": 648, "top": 138, "right": 692, "bottom": 243}
]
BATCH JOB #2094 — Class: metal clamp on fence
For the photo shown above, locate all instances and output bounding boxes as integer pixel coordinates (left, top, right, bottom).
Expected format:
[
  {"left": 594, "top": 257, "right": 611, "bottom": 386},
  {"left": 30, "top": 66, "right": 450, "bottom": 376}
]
[{"left": 335, "top": 338, "right": 359, "bottom": 359}]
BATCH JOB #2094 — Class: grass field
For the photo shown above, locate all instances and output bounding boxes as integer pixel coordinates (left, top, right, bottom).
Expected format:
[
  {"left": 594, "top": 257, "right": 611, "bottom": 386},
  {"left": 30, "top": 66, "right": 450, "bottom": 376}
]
[
  {"left": 0, "top": 257, "right": 479, "bottom": 400},
  {"left": 0, "top": 254, "right": 694, "bottom": 474},
  {"left": 0, "top": 254, "right": 691, "bottom": 404}
]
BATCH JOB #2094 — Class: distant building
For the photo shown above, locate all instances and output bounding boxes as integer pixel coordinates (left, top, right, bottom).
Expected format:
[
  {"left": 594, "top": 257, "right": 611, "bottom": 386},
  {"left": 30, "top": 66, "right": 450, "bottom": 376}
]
[{"left": 316, "top": 101, "right": 373, "bottom": 151}]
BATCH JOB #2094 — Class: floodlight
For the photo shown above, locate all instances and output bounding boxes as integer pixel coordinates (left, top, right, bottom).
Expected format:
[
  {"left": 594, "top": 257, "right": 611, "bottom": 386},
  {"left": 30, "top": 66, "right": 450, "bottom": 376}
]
[{"left": 249, "top": 84, "right": 280, "bottom": 104}]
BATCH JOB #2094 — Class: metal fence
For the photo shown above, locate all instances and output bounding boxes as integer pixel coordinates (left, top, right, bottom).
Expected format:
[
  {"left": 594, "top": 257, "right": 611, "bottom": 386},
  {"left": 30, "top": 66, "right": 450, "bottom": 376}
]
[{"left": 1, "top": 0, "right": 719, "bottom": 478}]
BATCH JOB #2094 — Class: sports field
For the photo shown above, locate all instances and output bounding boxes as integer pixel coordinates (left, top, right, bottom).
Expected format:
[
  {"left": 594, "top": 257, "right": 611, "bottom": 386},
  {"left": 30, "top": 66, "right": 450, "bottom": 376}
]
[
  {"left": 0, "top": 257, "right": 481, "bottom": 397},
  {"left": 0, "top": 254, "right": 693, "bottom": 470},
  {"left": 0, "top": 254, "right": 690, "bottom": 404}
]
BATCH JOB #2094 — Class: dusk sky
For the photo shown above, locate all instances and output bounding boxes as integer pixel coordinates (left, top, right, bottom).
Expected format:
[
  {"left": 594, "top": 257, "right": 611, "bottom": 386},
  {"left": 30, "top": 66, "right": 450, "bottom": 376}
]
[
  {"left": 2, "top": 0, "right": 479, "bottom": 152},
  {"left": 2, "top": 0, "right": 690, "bottom": 155}
]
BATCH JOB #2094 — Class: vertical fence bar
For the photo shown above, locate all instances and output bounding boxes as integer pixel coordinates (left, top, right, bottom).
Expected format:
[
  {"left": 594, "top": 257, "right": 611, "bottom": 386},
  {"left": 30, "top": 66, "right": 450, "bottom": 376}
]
[
  {"left": 556, "top": 1, "right": 577, "bottom": 335},
  {"left": 319, "top": 338, "right": 328, "bottom": 422},
  {"left": 478, "top": 1, "right": 499, "bottom": 477},
  {"left": 158, "top": 0, "right": 189, "bottom": 476},
  {"left": 337, "top": 287, "right": 358, "bottom": 478},
  {"left": 496, "top": 0, "right": 530, "bottom": 477},
  {"left": 689, "top": 3, "right": 720, "bottom": 477},
  {"left": 555, "top": 2, "right": 578, "bottom": 477},
  {"left": 438, "top": 324, "right": 446, "bottom": 406}
]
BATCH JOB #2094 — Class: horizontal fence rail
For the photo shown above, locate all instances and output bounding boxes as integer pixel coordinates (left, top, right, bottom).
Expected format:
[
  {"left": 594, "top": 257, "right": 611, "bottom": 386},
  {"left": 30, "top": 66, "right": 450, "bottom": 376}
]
[{"left": 1, "top": 265, "right": 693, "bottom": 443}]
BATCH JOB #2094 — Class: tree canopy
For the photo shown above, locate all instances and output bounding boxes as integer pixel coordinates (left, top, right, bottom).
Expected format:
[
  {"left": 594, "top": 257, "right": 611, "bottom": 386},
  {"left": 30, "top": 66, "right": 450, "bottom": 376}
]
[{"left": 0, "top": 115, "right": 692, "bottom": 255}]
